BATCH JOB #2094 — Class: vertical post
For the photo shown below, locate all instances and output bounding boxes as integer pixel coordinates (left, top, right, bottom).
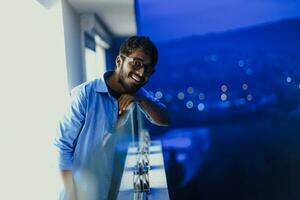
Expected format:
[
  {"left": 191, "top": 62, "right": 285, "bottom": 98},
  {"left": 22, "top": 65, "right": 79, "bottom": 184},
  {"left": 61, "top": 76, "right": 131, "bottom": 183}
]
[
  {"left": 131, "top": 103, "right": 139, "bottom": 145},
  {"left": 137, "top": 107, "right": 144, "bottom": 142}
]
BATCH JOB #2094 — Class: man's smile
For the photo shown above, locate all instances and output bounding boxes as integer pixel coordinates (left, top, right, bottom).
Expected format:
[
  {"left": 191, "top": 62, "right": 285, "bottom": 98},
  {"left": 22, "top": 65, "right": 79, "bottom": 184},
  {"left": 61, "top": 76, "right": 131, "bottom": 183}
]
[{"left": 129, "top": 73, "right": 144, "bottom": 84}]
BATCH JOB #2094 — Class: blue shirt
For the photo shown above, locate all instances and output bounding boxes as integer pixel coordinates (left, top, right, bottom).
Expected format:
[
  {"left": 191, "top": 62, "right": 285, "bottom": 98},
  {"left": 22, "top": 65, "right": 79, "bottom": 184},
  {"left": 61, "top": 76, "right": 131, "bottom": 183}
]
[{"left": 54, "top": 72, "right": 162, "bottom": 171}]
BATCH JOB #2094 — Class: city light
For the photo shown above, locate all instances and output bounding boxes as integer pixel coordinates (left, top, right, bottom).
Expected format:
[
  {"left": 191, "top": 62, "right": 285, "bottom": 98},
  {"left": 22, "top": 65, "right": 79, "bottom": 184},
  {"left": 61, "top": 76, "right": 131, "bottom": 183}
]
[
  {"left": 177, "top": 92, "right": 185, "bottom": 100},
  {"left": 242, "top": 83, "right": 248, "bottom": 90},
  {"left": 197, "top": 103, "right": 205, "bottom": 111},
  {"left": 187, "top": 86, "right": 194, "bottom": 94},
  {"left": 247, "top": 94, "right": 253, "bottom": 101},
  {"left": 221, "top": 93, "right": 227, "bottom": 101},
  {"left": 198, "top": 93, "right": 205, "bottom": 100},
  {"left": 186, "top": 101, "right": 194, "bottom": 109},
  {"left": 238, "top": 59, "right": 245, "bottom": 67},
  {"left": 155, "top": 91, "right": 163, "bottom": 99},
  {"left": 221, "top": 84, "right": 228, "bottom": 92},
  {"left": 246, "top": 68, "right": 253, "bottom": 75}
]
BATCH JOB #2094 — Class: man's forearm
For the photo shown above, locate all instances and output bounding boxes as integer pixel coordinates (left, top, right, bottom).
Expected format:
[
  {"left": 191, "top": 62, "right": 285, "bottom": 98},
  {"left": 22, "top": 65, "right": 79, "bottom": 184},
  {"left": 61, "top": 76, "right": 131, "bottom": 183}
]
[
  {"left": 138, "top": 97, "right": 170, "bottom": 126},
  {"left": 117, "top": 93, "right": 170, "bottom": 126}
]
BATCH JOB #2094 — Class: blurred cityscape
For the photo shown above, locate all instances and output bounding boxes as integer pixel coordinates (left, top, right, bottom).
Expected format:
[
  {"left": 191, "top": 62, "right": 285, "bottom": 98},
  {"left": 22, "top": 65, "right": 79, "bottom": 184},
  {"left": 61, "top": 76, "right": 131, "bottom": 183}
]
[{"left": 145, "top": 18, "right": 300, "bottom": 200}]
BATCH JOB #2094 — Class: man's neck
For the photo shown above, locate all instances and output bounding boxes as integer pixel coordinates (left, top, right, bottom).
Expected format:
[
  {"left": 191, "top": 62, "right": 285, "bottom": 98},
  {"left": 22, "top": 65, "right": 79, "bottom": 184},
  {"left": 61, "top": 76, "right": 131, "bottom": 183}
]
[{"left": 106, "top": 72, "right": 126, "bottom": 94}]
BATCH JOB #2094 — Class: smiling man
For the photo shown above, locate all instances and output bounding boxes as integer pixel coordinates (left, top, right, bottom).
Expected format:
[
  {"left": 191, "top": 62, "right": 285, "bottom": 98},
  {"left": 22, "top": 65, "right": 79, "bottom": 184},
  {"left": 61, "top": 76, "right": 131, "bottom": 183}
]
[{"left": 55, "top": 36, "right": 169, "bottom": 200}]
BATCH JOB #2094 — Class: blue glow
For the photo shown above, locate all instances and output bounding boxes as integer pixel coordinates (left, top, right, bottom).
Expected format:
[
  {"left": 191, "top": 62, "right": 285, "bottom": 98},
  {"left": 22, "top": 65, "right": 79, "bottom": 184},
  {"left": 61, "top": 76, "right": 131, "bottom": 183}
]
[
  {"left": 247, "top": 94, "right": 253, "bottom": 101},
  {"left": 246, "top": 68, "right": 253, "bottom": 75},
  {"left": 176, "top": 153, "right": 187, "bottom": 162},
  {"left": 286, "top": 76, "right": 292, "bottom": 83},
  {"left": 197, "top": 103, "right": 205, "bottom": 111},
  {"left": 164, "top": 94, "right": 173, "bottom": 102},
  {"left": 238, "top": 60, "right": 245, "bottom": 67},
  {"left": 155, "top": 91, "right": 163, "bottom": 99},
  {"left": 242, "top": 83, "right": 248, "bottom": 90},
  {"left": 239, "top": 98, "right": 246, "bottom": 105},
  {"left": 162, "top": 128, "right": 211, "bottom": 186},
  {"left": 221, "top": 93, "right": 228, "bottom": 101},
  {"left": 186, "top": 101, "right": 193, "bottom": 109},
  {"left": 198, "top": 93, "right": 205, "bottom": 100},
  {"left": 163, "top": 137, "right": 192, "bottom": 148},
  {"left": 210, "top": 55, "right": 218, "bottom": 62},
  {"left": 177, "top": 92, "right": 185, "bottom": 100},
  {"left": 219, "top": 101, "right": 231, "bottom": 109},
  {"left": 221, "top": 84, "right": 228, "bottom": 92},
  {"left": 187, "top": 86, "right": 194, "bottom": 94}
]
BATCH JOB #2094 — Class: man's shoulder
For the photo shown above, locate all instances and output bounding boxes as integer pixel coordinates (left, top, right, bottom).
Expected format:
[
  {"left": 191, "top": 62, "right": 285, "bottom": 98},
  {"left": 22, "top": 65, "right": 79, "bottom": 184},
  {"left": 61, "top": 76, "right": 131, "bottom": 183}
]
[{"left": 70, "top": 78, "right": 103, "bottom": 96}]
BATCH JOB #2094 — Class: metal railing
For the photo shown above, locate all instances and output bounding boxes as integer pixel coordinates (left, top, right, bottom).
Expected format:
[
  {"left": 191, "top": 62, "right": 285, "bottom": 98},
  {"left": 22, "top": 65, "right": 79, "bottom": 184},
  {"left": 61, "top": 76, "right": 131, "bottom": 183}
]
[{"left": 130, "top": 106, "right": 151, "bottom": 200}]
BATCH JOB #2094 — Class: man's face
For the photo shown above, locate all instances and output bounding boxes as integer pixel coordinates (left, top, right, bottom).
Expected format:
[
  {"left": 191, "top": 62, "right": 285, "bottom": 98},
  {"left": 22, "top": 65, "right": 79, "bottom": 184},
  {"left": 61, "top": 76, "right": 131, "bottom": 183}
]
[{"left": 116, "top": 49, "right": 154, "bottom": 93}]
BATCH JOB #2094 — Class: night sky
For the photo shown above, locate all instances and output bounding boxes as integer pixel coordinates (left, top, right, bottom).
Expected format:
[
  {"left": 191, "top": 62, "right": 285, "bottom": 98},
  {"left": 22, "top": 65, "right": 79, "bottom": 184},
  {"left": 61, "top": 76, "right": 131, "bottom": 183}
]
[{"left": 136, "top": 0, "right": 300, "bottom": 43}]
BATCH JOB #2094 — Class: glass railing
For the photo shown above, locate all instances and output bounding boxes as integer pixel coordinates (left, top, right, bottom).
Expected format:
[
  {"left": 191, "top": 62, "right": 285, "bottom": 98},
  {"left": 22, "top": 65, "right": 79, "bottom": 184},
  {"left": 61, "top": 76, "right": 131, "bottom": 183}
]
[{"left": 116, "top": 104, "right": 169, "bottom": 200}]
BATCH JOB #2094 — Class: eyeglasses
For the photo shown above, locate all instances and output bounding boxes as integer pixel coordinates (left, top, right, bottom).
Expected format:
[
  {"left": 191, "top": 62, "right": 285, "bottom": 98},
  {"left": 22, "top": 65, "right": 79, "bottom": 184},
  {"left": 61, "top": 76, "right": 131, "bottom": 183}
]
[{"left": 121, "top": 54, "right": 155, "bottom": 76}]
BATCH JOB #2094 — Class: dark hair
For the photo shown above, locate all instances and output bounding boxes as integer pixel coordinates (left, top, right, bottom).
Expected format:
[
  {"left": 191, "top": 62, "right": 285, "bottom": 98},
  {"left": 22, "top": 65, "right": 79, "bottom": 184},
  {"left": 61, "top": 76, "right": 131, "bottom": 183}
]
[{"left": 119, "top": 36, "right": 158, "bottom": 66}]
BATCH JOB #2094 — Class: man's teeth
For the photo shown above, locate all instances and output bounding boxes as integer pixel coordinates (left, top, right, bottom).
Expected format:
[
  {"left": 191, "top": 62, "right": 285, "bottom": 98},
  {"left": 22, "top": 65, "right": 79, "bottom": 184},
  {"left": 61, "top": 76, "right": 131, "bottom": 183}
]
[{"left": 131, "top": 74, "right": 141, "bottom": 82}]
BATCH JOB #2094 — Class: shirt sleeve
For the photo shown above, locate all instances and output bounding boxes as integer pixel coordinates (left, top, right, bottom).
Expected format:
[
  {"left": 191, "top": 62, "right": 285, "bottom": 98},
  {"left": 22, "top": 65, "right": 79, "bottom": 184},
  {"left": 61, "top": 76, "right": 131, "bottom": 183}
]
[
  {"left": 54, "top": 84, "right": 88, "bottom": 170},
  {"left": 136, "top": 87, "right": 166, "bottom": 124}
]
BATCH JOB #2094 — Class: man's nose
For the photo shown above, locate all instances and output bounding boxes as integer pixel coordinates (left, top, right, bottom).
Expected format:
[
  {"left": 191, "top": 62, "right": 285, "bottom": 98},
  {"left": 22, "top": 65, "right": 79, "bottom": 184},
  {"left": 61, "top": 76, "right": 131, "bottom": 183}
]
[{"left": 136, "top": 66, "right": 145, "bottom": 76}]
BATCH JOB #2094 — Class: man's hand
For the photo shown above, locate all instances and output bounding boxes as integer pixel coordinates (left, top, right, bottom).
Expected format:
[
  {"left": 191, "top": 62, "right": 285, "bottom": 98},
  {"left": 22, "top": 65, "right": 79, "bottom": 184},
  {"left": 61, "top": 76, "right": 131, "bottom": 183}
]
[
  {"left": 118, "top": 94, "right": 136, "bottom": 115},
  {"left": 118, "top": 91, "right": 170, "bottom": 126}
]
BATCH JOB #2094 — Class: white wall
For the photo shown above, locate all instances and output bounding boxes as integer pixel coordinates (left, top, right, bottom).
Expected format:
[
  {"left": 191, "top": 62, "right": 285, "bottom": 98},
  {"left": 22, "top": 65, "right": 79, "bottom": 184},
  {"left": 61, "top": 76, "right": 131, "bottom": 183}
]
[
  {"left": 0, "top": 1, "right": 70, "bottom": 199},
  {"left": 62, "top": 0, "right": 85, "bottom": 90}
]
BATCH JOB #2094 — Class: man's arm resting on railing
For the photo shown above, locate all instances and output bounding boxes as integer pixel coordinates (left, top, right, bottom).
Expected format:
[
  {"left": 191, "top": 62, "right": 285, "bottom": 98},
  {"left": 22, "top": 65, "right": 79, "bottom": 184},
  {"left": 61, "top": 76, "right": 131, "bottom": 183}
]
[
  {"left": 136, "top": 95, "right": 170, "bottom": 126},
  {"left": 118, "top": 91, "right": 170, "bottom": 126}
]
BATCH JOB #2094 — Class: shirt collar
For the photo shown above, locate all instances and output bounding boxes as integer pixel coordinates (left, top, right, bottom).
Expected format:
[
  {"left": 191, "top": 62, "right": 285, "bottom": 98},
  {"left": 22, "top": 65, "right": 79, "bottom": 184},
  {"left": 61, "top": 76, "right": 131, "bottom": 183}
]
[{"left": 95, "top": 71, "right": 114, "bottom": 93}]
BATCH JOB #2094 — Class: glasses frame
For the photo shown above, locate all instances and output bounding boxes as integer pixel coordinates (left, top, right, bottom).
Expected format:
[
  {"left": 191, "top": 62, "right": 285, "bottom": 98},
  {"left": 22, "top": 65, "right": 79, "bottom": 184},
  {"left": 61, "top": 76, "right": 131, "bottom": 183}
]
[{"left": 120, "top": 54, "right": 155, "bottom": 76}]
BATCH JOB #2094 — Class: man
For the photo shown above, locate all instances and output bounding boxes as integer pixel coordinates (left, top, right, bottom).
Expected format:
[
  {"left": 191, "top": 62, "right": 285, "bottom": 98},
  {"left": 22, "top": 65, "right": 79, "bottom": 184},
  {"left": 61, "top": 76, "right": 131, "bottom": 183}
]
[{"left": 55, "top": 36, "right": 170, "bottom": 200}]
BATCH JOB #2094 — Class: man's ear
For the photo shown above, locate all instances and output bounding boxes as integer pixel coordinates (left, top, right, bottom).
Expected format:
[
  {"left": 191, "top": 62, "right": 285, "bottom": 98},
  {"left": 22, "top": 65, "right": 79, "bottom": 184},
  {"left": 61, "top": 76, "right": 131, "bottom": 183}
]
[{"left": 115, "top": 55, "right": 122, "bottom": 68}]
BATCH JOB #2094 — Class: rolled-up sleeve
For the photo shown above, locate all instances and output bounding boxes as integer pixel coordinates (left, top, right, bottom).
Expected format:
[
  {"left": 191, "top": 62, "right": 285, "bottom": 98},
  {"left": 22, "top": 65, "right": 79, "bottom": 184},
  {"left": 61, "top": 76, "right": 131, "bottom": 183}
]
[{"left": 54, "top": 84, "right": 87, "bottom": 170}]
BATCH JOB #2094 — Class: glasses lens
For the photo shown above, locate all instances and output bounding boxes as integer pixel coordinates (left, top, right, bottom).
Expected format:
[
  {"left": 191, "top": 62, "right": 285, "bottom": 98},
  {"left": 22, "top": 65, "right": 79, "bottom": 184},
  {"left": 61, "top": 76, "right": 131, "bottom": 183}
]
[
  {"left": 132, "top": 59, "right": 143, "bottom": 69},
  {"left": 129, "top": 57, "right": 154, "bottom": 75}
]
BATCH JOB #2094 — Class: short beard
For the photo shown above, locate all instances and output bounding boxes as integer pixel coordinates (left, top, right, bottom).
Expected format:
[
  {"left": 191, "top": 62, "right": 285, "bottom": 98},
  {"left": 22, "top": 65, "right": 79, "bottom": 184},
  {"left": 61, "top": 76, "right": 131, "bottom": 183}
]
[{"left": 118, "top": 64, "right": 137, "bottom": 93}]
